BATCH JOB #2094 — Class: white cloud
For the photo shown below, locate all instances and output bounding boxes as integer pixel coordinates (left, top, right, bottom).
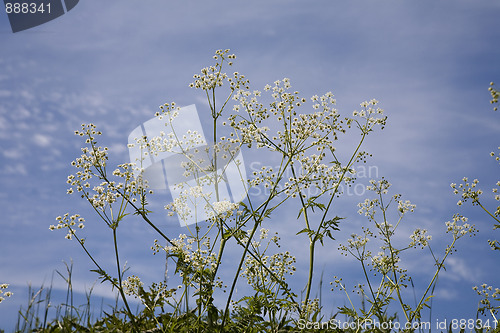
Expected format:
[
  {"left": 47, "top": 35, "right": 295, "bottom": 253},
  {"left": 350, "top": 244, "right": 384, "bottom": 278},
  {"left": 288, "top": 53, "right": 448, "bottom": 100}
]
[
  {"left": 0, "top": 90, "right": 12, "bottom": 97},
  {"left": 108, "top": 143, "right": 126, "bottom": 155},
  {"left": 3, "top": 163, "right": 27, "bottom": 175},
  {"left": 442, "top": 257, "right": 481, "bottom": 283},
  {"left": 33, "top": 133, "right": 51, "bottom": 147},
  {"left": 19, "top": 89, "right": 35, "bottom": 102},
  {"left": 2, "top": 149, "right": 23, "bottom": 160},
  {"left": 434, "top": 287, "right": 459, "bottom": 301},
  {"left": 16, "top": 105, "right": 31, "bottom": 120}
]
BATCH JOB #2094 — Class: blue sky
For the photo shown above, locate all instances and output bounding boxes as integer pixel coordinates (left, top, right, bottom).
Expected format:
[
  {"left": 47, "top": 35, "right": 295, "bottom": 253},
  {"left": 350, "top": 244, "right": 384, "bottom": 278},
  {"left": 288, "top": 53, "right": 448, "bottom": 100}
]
[{"left": 1, "top": 0, "right": 499, "bottom": 330}]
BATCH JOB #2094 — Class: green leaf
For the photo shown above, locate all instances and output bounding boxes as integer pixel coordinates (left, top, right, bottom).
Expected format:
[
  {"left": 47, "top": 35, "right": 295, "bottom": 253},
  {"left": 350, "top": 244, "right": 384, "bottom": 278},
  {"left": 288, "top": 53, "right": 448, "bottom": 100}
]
[{"left": 296, "top": 227, "right": 312, "bottom": 236}]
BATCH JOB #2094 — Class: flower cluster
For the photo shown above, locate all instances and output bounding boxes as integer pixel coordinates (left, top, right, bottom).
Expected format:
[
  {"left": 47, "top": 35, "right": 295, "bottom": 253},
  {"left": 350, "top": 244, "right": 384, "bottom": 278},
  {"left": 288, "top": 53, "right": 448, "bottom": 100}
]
[
  {"left": 489, "top": 82, "right": 499, "bottom": 111},
  {"left": 229, "top": 88, "right": 269, "bottom": 148},
  {"left": 240, "top": 228, "right": 296, "bottom": 302},
  {"left": 351, "top": 99, "right": 387, "bottom": 133},
  {"left": 111, "top": 163, "right": 152, "bottom": 203},
  {"left": 122, "top": 275, "right": 144, "bottom": 296},
  {"left": 346, "top": 232, "right": 370, "bottom": 250},
  {"left": 189, "top": 49, "right": 237, "bottom": 91},
  {"left": 490, "top": 147, "right": 500, "bottom": 165},
  {"left": 249, "top": 165, "right": 275, "bottom": 189},
  {"left": 408, "top": 228, "right": 432, "bottom": 249},
  {"left": 397, "top": 199, "right": 416, "bottom": 214},
  {"left": 490, "top": 149, "right": 500, "bottom": 216},
  {"left": 155, "top": 101, "right": 180, "bottom": 119},
  {"left": 72, "top": 123, "right": 107, "bottom": 169},
  {"left": 210, "top": 200, "right": 239, "bottom": 218},
  {"left": 68, "top": 124, "right": 151, "bottom": 215},
  {"left": 50, "top": 213, "right": 85, "bottom": 240},
  {"left": 122, "top": 275, "right": 180, "bottom": 313},
  {"left": 357, "top": 198, "right": 379, "bottom": 221},
  {"left": 371, "top": 251, "right": 401, "bottom": 275},
  {"left": 148, "top": 129, "right": 205, "bottom": 159},
  {"left": 164, "top": 186, "right": 240, "bottom": 223},
  {"left": 299, "top": 298, "right": 320, "bottom": 318},
  {"left": 451, "top": 178, "right": 483, "bottom": 206},
  {"left": 160, "top": 234, "right": 221, "bottom": 288},
  {"left": 444, "top": 214, "right": 477, "bottom": 240},
  {"left": 230, "top": 79, "right": 346, "bottom": 152},
  {"left": 165, "top": 187, "right": 206, "bottom": 222},
  {"left": 366, "top": 177, "right": 391, "bottom": 195},
  {"left": 288, "top": 155, "right": 356, "bottom": 196},
  {"left": 451, "top": 155, "right": 499, "bottom": 219},
  {"left": 376, "top": 221, "right": 395, "bottom": 238},
  {"left": 330, "top": 276, "right": 344, "bottom": 292},
  {"left": 0, "top": 284, "right": 13, "bottom": 303},
  {"left": 241, "top": 251, "right": 297, "bottom": 286},
  {"left": 473, "top": 283, "right": 500, "bottom": 316},
  {"left": 338, "top": 227, "right": 374, "bottom": 262}
]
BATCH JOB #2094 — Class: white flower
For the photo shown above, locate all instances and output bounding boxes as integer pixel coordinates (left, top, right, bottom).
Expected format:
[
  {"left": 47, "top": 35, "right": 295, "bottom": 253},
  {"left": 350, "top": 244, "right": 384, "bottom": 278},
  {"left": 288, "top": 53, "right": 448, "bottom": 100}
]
[
  {"left": 188, "top": 186, "right": 204, "bottom": 198},
  {"left": 211, "top": 200, "right": 238, "bottom": 216}
]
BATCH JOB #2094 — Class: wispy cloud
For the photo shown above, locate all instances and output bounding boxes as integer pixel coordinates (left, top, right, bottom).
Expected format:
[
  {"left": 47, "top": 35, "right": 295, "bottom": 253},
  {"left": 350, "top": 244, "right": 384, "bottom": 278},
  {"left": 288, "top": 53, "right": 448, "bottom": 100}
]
[
  {"left": 33, "top": 133, "right": 51, "bottom": 147},
  {"left": 2, "top": 148, "right": 23, "bottom": 159},
  {"left": 3, "top": 163, "right": 27, "bottom": 175},
  {"left": 442, "top": 257, "right": 482, "bottom": 283}
]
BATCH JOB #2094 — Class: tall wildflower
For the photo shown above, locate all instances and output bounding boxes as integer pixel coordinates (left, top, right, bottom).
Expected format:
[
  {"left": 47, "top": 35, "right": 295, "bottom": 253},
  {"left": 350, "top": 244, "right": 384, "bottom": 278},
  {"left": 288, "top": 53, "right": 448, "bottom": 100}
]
[{"left": 0, "top": 284, "right": 13, "bottom": 303}]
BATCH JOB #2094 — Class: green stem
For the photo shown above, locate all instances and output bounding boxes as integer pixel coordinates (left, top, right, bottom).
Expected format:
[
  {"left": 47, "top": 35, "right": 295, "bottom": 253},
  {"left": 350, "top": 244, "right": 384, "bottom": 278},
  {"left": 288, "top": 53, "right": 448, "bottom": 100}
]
[
  {"left": 289, "top": 163, "right": 315, "bottom": 307},
  {"left": 379, "top": 192, "right": 409, "bottom": 322},
  {"left": 303, "top": 130, "right": 369, "bottom": 306},
  {"left": 69, "top": 228, "right": 138, "bottom": 331},
  {"left": 360, "top": 254, "right": 384, "bottom": 320},
  {"left": 318, "top": 130, "right": 367, "bottom": 230},
  {"left": 220, "top": 218, "right": 261, "bottom": 329},
  {"left": 102, "top": 174, "right": 173, "bottom": 245},
  {"left": 304, "top": 241, "right": 315, "bottom": 304},
  {"left": 477, "top": 200, "right": 500, "bottom": 224},
  {"left": 212, "top": 234, "right": 227, "bottom": 278},
  {"left": 112, "top": 227, "right": 138, "bottom": 332},
  {"left": 219, "top": 158, "right": 300, "bottom": 329},
  {"left": 407, "top": 238, "right": 456, "bottom": 327}
]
